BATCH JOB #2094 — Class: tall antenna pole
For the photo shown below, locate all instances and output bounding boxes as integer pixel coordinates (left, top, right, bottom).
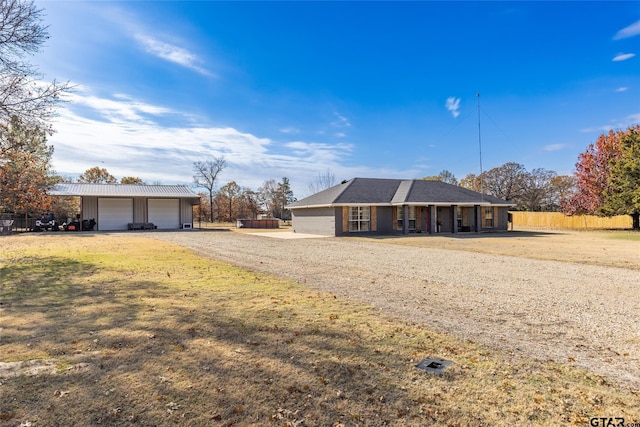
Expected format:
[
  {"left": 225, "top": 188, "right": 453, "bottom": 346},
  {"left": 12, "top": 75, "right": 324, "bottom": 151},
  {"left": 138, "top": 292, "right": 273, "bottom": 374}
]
[{"left": 476, "top": 93, "right": 484, "bottom": 201}]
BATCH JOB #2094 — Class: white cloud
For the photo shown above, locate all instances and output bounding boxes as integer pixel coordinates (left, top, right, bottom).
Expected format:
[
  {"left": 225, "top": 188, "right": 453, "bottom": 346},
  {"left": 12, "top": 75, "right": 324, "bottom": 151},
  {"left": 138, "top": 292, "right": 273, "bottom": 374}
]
[
  {"left": 612, "top": 52, "right": 636, "bottom": 62},
  {"left": 614, "top": 20, "right": 640, "bottom": 40},
  {"left": 445, "top": 97, "right": 460, "bottom": 118},
  {"left": 616, "top": 87, "right": 629, "bottom": 92},
  {"left": 134, "top": 33, "right": 213, "bottom": 76},
  {"left": 47, "top": 90, "right": 365, "bottom": 195}
]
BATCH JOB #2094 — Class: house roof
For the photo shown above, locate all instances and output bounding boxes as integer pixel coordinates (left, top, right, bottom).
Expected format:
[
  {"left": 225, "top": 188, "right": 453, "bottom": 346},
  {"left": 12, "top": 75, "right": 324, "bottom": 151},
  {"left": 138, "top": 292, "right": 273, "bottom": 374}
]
[
  {"left": 288, "top": 178, "right": 514, "bottom": 208},
  {"left": 50, "top": 183, "right": 200, "bottom": 200}
]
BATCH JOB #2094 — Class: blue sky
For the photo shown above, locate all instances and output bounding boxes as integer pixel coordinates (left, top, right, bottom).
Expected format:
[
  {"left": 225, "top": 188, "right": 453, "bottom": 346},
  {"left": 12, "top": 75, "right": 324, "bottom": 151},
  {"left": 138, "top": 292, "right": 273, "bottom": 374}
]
[{"left": 34, "top": 1, "right": 639, "bottom": 197}]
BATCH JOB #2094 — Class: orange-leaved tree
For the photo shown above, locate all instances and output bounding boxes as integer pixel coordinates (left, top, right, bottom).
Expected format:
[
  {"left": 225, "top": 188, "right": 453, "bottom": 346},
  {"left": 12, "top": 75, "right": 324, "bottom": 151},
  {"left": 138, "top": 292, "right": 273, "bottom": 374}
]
[
  {"left": 0, "top": 116, "right": 56, "bottom": 217},
  {"left": 561, "top": 125, "right": 639, "bottom": 229}
]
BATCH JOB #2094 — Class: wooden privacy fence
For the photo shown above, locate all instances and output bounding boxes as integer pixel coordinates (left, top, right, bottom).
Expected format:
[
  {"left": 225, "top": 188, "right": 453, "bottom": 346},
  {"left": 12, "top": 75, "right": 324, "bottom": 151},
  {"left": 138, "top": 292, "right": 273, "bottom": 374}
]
[{"left": 510, "top": 211, "right": 632, "bottom": 229}]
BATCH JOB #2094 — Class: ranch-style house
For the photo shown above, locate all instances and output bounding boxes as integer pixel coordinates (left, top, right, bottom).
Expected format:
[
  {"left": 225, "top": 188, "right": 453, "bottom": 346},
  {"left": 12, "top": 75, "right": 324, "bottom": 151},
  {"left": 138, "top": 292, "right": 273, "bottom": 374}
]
[{"left": 287, "top": 178, "right": 515, "bottom": 236}]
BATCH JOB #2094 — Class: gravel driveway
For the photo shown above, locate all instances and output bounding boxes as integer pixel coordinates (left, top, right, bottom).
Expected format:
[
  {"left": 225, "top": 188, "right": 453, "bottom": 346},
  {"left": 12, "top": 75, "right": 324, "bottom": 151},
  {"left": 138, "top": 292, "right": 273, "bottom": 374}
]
[{"left": 150, "top": 230, "right": 640, "bottom": 389}]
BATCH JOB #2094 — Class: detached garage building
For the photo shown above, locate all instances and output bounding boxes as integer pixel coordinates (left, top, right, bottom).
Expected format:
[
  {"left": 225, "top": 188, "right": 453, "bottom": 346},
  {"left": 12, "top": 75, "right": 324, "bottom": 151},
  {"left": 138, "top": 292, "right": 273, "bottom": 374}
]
[{"left": 50, "top": 183, "right": 200, "bottom": 231}]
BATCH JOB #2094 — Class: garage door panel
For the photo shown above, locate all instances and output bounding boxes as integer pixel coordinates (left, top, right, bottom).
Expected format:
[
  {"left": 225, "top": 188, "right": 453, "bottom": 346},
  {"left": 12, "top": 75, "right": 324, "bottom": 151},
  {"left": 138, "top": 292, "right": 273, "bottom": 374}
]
[
  {"left": 148, "top": 199, "right": 179, "bottom": 229},
  {"left": 98, "top": 198, "right": 133, "bottom": 231}
]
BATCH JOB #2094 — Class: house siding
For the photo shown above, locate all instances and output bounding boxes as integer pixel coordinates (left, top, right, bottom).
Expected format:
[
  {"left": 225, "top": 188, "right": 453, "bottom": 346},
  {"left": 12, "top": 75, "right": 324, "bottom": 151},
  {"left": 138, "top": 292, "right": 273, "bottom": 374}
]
[
  {"left": 134, "top": 198, "right": 146, "bottom": 223},
  {"left": 497, "top": 207, "right": 509, "bottom": 231},
  {"left": 180, "top": 200, "right": 194, "bottom": 225},
  {"left": 371, "top": 206, "right": 377, "bottom": 232},
  {"left": 291, "top": 207, "right": 336, "bottom": 236},
  {"left": 437, "top": 207, "right": 453, "bottom": 233},
  {"left": 376, "top": 206, "right": 394, "bottom": 234},
  {"left": 342, "top": 207, "right": 348, "bottom": 233},
  {"left": 82, "top": 197, "right": 98, "bottom": 223}
]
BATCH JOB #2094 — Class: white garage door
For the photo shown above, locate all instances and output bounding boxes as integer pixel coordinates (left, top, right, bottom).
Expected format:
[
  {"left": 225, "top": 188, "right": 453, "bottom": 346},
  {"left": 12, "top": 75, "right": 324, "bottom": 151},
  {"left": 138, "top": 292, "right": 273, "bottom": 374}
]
[
  {"left": 148, "top": 199, "right": 180, "bottom": 229},
  {"left": 98, "top": 198, "right": 133, "bottom": 230}
]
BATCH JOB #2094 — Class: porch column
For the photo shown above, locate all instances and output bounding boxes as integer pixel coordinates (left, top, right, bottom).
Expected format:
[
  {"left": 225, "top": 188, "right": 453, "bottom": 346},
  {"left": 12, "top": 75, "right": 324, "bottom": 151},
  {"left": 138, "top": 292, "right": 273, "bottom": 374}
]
[
  {"left": 429, "top": 205, "right": 436, "bottom": 234},
  {"left": 451, "top": 204, "right": 458, "bottom": 234},
  {"left": 403, "top": 204, "right": 409, "bottom": 235},
  {"left": 474, "top": 205, "right": 482, "bottom": 232}
]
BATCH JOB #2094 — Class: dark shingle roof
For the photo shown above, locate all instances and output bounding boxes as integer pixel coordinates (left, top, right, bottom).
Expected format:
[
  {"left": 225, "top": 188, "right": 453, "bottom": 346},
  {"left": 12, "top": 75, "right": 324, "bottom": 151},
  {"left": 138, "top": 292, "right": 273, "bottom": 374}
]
[
  {"left": 406, "top": 180, "right": 508, "bottom": 205},
  {"left": 334, "top": 178, "right": 401, "bottom": 204},
  {"left": 288, "top": 178, "right": 513, "bottom": 208}
]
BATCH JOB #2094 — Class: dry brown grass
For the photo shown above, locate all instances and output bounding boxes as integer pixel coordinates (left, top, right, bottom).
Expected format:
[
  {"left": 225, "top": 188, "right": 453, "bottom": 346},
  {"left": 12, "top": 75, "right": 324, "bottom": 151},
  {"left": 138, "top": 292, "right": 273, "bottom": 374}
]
[
  {"left": 357, "top": 227, "right": 640, "bottom": 270},
  {"left": 1, "top": 234, "right": 639, "bottom": 426}
]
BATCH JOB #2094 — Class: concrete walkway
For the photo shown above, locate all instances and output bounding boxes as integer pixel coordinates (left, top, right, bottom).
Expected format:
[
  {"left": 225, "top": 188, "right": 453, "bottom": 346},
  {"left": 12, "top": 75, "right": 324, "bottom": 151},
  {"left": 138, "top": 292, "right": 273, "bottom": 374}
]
[{"left": 245, "top": 231, "right": 329, "bottom": 239}]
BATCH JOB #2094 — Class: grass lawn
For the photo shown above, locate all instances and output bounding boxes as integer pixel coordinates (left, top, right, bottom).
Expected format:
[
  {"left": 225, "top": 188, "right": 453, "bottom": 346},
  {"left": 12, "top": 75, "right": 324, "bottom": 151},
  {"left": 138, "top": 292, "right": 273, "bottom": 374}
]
[{"left": 1, "top": 235, "right": 639, "bottom": 426}]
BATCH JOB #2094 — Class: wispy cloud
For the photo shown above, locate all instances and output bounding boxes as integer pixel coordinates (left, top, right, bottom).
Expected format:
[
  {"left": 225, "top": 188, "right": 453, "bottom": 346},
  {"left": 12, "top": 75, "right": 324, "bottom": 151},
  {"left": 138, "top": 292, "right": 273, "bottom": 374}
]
[
  {"left": 285, "top": 141, "right": 353, "bottom": 163},
  {"left": 331, "top": 112, "right": 351, "bottom": 128},
  {"left": 543, "top": 144, "right": 566, "bottom": 152},
  {"left": 67, "top": 89, "right": 173, "bottom": 125},
  {"left": 579, "top": 113, "right": 640, "bottom": 133},
  {"left": 134, "top": 33, "right": 213, "bottom": 76},
  {"left": 614, "top": 20, "right": 640, "bottom": 40},
  {"left": 445, "top": 97, "right": 460, "bottom": 118},
  {"left": 616, "top": 87, "right": 629, "bottom": 92},
  {"left": 280, "top": 127, "right": 300, "bottom": 134},
  {"left": 613, "top": 52, "right": 636, "bottom": 62}
]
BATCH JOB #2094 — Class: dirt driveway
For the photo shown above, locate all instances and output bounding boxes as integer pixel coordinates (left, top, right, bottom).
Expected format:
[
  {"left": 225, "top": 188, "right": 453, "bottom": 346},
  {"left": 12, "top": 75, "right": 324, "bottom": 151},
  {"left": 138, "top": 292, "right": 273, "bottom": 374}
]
[{"left": 150, "top": 229, "right": 640, "bottom": 389}]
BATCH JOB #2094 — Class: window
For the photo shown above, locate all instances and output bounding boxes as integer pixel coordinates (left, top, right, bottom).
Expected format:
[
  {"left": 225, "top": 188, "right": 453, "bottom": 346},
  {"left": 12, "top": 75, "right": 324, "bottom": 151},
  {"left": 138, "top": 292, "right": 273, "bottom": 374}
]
[
  {"left": 349, "top": 206, "right": 370, "bottom": 232},
  {"left": 408, "top": 206, "right": 416, "bottom": 230},
  {"left": 484, "top": 207, "right": 494, "bottom": 228},
  {"left": 397, "top": 206, "right": 416, "bottom": 230}
]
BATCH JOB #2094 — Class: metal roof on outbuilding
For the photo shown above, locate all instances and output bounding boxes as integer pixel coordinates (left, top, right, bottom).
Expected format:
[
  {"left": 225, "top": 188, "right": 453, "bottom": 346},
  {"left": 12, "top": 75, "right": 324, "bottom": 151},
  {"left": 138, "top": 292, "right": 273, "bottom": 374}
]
[{"left": 50, "top": 183, "right": 200, "bottom": 200}]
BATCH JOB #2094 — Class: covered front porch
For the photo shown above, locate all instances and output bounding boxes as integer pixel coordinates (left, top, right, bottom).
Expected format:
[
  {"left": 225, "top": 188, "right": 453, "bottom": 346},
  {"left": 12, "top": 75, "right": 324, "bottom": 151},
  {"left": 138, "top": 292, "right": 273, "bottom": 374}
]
[{"left": 391, "top": 204, "right": 501, "bottom": 235}]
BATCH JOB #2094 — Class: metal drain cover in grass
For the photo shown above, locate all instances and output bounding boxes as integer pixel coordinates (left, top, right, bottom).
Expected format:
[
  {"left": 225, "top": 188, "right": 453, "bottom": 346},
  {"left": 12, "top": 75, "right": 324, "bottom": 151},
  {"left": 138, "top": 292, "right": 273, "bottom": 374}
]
[{"left": 416, "top": 357, "right": 453, "bottom": 374}]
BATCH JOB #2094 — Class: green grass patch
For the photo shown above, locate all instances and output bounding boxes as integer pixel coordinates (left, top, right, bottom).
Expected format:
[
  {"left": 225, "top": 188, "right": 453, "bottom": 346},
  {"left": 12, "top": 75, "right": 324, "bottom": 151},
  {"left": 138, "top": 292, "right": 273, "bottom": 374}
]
[
  {"left": 601, "top": 230, "right": 640, "bottom": 241},
  {"left": 1, "top": 235, "right": 639, "bottom": 426}
]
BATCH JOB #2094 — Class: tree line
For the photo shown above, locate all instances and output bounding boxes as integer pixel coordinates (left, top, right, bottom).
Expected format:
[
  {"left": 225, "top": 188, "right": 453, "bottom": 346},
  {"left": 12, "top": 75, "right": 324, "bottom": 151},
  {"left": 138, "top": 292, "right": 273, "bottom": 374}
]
[
  {"left": 426, "top": 163, "right": 576, "bottom": 212},
  {"left": 422, "top": 125, "right": 639, "bottom": 228},
  {"left": 192, "top": 157, "right": 296, "bottom": 223},
  {"left": 1, "top": 1, "right": 638, "bottom": 229}
]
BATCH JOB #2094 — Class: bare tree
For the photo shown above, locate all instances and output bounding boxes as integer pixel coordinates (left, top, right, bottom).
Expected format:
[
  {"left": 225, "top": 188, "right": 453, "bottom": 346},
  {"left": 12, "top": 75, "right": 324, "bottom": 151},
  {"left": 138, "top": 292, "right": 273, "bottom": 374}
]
[
  {"left": 193, "top": 156, "right": 227, "bottom": 222},
  {"left": 0, "top": 0, "right": 70, "bottom": 131},
  {"left": 520, "top": 168, "right": 557, "bottom": 211},
  {"left": 218, "top": 180, "right": 241, "bottom": 222},
  {"left": 236, "top": 187, "right": 259, "bottom": 219},
  {"left": 257, "top": 178, "right": 277, "bottom": 217},
  {"left": 482, "top": 162, "right": 528, "bottom": 202},
  {"left": 307, "top": 169, "right": 336, "bottom": 195}
]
